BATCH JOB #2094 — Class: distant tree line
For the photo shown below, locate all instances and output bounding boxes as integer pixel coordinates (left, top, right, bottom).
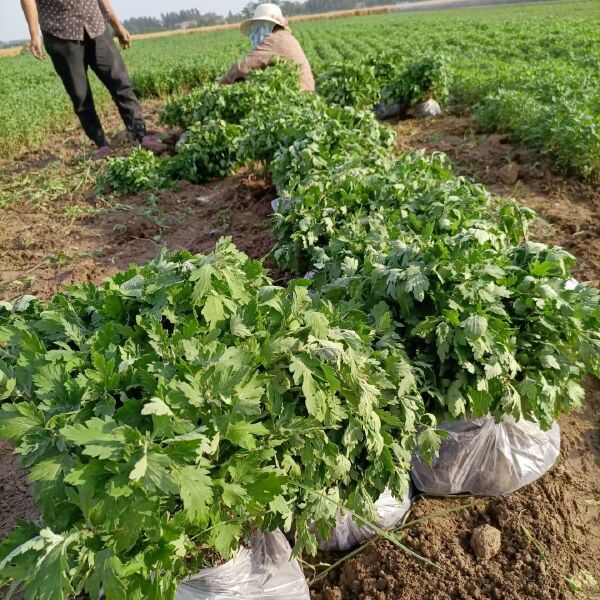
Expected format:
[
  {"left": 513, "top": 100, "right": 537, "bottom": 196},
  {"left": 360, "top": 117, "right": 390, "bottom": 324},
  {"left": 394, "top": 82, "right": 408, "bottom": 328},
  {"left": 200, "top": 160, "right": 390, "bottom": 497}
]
[
  {"left": 123, "top": 9, "right": 231, "bottom": 34},
  {"left": 121, "top": 1, "right": 419, "bottom": 34},
  {"left": 0, "top": 0, "right": 419, "bottom": 44},
  {"left": 0, "top": 39, "right": 27, "bottom": 48}
]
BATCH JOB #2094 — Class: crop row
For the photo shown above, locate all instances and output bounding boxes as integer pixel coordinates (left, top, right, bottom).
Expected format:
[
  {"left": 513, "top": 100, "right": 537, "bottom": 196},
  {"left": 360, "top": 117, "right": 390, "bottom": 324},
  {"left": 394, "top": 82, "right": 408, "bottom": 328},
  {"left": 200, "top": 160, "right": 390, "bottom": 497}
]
[
  {"left": 1, "top": 0, "right": 599, "bottom": 180},
  {"left": 1, "top": 60, "right": 599, "bottom": 599}
]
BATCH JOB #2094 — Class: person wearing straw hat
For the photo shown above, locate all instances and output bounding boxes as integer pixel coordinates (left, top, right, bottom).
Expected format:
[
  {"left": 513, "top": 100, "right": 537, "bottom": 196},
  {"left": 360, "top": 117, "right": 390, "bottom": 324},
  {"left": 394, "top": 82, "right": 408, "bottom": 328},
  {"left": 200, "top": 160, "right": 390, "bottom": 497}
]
[{"left": 219, "top": 3, "right": 315, "bottom": 92}]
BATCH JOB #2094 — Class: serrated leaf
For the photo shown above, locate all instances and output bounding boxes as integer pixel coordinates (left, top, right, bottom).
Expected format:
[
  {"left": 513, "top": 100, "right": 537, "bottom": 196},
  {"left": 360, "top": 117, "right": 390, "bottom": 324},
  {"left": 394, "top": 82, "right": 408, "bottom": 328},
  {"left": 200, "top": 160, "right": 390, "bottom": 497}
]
[
  {"left": 128, "top": 450, "right": 148, "bottom": 481},
  {"left": 212, "top": 522, "right": 242, "bottom": 559},
  {"left": 141, "top": 397, "right": 174, "bottom": 417},
  {"left": 225, "top": 421, "right": 269, "bottom": 450},
  {"left": 177, "top": 467, "right": 213, "bottom": 523},
  {"left": 202, "top": 295, "right": 225, "bottom": 328}
]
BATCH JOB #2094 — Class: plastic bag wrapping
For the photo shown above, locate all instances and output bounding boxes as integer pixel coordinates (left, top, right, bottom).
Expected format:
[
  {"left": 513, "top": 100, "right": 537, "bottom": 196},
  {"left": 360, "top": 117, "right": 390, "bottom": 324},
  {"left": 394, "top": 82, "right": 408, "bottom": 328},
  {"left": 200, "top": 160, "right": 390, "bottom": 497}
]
[
  {"left": 318, "top": 488, "right": 412, "bottom": 552},
  {"left": 374, "top": 102, "right": 403, "bottom": 120},
  {"left": 175, "top": 530, "right": 310, "bottom": 600},
  {"left": 407, "top": 99, "right": 442, "bottom": 118},
  {"left": 271, "top": 197, "right": 293, "bottom": 213},
  {"left": 411, "top": 417, "right": 560, "bottom": 496},
  {"left": 176, "top": 130, "right": 191, "bottom": 152}
]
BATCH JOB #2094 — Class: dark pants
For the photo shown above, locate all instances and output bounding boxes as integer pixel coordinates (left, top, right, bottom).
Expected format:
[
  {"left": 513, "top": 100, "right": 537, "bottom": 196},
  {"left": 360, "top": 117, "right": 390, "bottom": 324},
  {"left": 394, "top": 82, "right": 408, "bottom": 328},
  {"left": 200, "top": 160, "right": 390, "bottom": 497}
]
[{"left": 43, "top": 29, "right": 146, "bottom": 147}]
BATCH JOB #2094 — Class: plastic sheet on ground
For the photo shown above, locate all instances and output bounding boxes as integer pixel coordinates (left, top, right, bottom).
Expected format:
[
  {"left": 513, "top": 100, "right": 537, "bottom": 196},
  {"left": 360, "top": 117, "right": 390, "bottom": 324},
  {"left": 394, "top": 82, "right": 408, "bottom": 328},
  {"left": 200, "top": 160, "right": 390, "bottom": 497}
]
[
  {"left": 318, "top": 488, "right": 412, "bottom": 552},
  {"left": 374, "top": 102, "right": 402, "bottom": 120},
  {"left": 411, "top": 417, "right": 561, "bottom": 496},
  {"left": 175, "top": 530, "right": 310, "bottom": 600}
]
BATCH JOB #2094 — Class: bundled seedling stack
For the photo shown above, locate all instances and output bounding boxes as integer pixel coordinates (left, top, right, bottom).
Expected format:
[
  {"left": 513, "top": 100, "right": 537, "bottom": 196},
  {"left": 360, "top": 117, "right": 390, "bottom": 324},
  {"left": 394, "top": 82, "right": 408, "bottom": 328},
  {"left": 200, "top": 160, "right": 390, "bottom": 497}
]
[{"left": 0, "top": 240, "right": 437, "bottom": 599}]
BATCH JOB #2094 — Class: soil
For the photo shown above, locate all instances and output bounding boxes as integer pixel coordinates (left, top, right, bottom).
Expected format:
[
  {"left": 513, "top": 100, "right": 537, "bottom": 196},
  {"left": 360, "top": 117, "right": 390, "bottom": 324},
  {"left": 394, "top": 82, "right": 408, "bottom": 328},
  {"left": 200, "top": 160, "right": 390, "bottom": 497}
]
[
  {"left": 394, "top": 114, "right": 600, "bottom": 288},
  {"left": 0, "top": 102, "right": 279, "bottom": 302},
  {"left": 0, "top": 172, "right": 278, "bottom": 301},
  {"left": 1, "top": 107, "right": 599, "bottom": 600}
]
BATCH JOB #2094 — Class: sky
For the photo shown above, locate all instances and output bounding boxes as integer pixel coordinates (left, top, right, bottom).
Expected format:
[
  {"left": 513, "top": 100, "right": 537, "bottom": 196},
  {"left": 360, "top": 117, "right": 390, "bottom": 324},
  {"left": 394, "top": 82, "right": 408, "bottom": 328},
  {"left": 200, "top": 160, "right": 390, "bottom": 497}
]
[{"left": 0, "top": 0, "right": 251, "bottom": 41}]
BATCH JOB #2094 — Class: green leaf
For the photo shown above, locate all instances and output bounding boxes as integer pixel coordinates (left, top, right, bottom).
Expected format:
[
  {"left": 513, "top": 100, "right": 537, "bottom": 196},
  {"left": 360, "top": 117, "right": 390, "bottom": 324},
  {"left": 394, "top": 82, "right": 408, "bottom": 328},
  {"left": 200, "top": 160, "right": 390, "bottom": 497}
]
[
  {"left": 60, "top": 418, "right": 125, "bottom": 460},
  {"left": 202, "top": 295, "right": 225, "bottom": 328},
  {"left": 212, "top": 522, "right": 242, "bottom": 559},
  {"left": 141, "top": 398, "right": 174, "bottom": 417},
  {"left": 129, "top": 450, "right": 148, "bottom": 481},
  {"left": 462, "top": 315, "right": 488, "bottom": 339},
  {"left": 176, "top": 467, "right": 213, "bottom": 523},
  {"left": 289, "top": 355, "right": 327, "bottom": 421},
  {"left": 95, "top": 549, "right": 128, "bottom": 600},
  {"left": 418, "top": 428, "right": 443, "bottom": 463},
  {"left": 225, "top": 421, "right": 269, "bottom": 450},
  {"left": 230, "top": 315, "right": 252, "bottom": 338}
]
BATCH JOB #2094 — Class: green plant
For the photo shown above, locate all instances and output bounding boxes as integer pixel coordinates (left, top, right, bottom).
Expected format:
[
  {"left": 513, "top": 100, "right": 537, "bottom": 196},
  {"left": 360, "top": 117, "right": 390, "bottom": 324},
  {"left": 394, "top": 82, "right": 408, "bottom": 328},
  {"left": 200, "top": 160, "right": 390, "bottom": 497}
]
[
  {"left": 172, "top": 119, "right": 243, "bottom": 183},
  {"left": 381, "top": 55, "right": 451, "bottom": 110},
  {"left": 161, "top": 61, "right": 301, "bottom": 129},
  {"left": 99, "top": 148, "right": 171, "bottom": 195},
  {"left": 0, "top": 240, "right": 438, "bottom": 599},
  {"left": 316, "top": 62, "right": 381, "bottom": 109}
]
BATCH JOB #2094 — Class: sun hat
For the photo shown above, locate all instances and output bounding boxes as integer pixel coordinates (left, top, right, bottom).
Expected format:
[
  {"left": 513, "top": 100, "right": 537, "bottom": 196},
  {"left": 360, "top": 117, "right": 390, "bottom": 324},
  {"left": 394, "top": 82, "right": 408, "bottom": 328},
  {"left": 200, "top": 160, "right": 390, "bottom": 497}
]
[{"left": 240, "top": 4, "right": 287, "bottom": 36}]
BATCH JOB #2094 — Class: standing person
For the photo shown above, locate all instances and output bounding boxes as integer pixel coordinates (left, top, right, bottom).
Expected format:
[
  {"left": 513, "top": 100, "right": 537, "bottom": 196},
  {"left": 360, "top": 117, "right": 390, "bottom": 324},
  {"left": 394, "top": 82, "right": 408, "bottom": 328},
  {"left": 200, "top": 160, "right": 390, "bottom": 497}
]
[
  {"left": 219, "top": 3, "right": 315, "bottom": 92},
  {"left": 20, "top": 0, "right": 163, "bottom": 159}
]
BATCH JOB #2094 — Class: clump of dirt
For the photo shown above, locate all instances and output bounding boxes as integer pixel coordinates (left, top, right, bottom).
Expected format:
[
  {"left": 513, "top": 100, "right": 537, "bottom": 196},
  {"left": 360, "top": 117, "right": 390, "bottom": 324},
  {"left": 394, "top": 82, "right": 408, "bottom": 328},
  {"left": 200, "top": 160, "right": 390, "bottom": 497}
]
[
  {"left": 395, "top": 114, "right": 600, "bottom": 287},
  {"left": 470, "top": 525, "right": 502, "bottom": 560}
]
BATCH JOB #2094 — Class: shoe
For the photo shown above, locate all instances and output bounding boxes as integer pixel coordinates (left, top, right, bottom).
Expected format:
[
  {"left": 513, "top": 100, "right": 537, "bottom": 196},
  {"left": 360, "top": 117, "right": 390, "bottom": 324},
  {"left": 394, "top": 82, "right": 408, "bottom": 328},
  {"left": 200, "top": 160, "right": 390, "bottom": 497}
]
[
  {"left": 140, "top": 134, "right": 169, "bottom": 154},
  {"left": 91, "top": 145, "right": 113, "bottom": 161}
]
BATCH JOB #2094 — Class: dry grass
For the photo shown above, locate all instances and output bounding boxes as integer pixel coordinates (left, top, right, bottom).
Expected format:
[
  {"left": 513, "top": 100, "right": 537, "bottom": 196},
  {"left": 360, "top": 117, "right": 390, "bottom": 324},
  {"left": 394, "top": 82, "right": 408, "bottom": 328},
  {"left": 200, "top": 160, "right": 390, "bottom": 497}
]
[{"left": 0, "top": 46, "right": 21, "bottom": 58}]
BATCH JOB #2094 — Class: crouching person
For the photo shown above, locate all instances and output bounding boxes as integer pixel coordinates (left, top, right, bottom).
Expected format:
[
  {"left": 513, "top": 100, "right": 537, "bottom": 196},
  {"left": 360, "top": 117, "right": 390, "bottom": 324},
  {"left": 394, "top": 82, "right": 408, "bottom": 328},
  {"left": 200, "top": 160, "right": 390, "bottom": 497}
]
[
  {"left": 219, "top": 4, "right": 315, "bottom": 92},
  {"left": 20, "top": 0, "right": 164, "bottom": 158}
]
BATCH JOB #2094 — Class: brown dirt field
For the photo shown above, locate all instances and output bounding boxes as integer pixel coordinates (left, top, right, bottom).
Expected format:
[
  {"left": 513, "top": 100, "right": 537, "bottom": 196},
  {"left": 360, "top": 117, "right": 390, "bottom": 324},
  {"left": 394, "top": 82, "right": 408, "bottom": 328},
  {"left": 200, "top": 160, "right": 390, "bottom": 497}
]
[
  {"left": 0, "top": 107, "right": 599, "bottom": 600},
  {"left": 0, "top": 102, "right": 279, "bottom": 303},
  {"left": 0, "top": 172, "right": 277, "bottom": 301}
]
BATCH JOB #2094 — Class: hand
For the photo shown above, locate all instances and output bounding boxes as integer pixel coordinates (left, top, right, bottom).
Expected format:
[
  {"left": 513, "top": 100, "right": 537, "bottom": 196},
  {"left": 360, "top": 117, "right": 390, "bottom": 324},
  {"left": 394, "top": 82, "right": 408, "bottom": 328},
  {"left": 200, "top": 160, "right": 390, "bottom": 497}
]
[
  {"left": 30, "top": 34, "right": 45, "bottom": 60},
  {"left": 115, "top": 24, "right": 131, "bottom": 49}
]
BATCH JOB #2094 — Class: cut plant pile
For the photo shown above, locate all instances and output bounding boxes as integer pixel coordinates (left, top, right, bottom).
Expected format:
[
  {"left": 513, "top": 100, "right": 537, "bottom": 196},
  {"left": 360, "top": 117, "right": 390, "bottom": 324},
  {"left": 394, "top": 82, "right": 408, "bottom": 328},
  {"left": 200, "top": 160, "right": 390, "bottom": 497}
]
[
  {"left": 1, "top": 53, "right": 599, "bottom": 600},
  {"left": 0, "top": 240, "right": 436, "bottom": 598}
]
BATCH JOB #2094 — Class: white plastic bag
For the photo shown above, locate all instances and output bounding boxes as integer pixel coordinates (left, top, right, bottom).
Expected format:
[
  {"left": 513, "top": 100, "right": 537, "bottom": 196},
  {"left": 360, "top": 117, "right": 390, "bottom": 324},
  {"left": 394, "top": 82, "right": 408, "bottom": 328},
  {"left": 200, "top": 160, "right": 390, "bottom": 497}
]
[
  {"left": 411, "top": 417, "right": 560, "bottom": 496},
  {"left": 176, "top": 130, "right": 190, "bottom": 152},
  {"left": 318, "top": 488, "right": 412, "bottom": 551},
  {"left": 175, "top": 530, "right": 309, "bottom": 600},
  {"left": 271, "top": 197, "right": 293, "bottom": 213},
  {"left": 407, "top": 99, "right": 442, "bottom": 118}
]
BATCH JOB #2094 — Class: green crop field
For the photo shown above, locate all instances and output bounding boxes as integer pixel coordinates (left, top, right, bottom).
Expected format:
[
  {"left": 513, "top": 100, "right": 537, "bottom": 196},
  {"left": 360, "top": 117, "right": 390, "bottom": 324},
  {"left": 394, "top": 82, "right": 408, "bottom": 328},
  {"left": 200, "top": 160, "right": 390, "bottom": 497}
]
[{"left": 1, "top": 0, "right": 599, "bottom": 180}]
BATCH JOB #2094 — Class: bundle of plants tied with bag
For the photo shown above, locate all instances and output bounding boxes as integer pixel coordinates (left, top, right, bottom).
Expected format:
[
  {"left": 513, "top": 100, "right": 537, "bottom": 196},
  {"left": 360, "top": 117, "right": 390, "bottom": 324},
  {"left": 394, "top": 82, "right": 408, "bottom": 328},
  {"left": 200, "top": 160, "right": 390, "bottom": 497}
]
[
  {"left": 271, "top": 150, "right": 600, "bottom": 497},
  {"left": 0, "top": 239, "right": 440, "bottom": 600}
]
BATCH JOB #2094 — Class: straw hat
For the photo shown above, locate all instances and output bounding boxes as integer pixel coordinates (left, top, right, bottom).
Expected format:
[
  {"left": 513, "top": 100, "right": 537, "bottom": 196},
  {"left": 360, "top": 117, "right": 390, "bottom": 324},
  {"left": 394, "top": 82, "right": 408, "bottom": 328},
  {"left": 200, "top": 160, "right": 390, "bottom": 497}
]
[{"left": 240, "top": 4, "right": 287, "bottom": 36}]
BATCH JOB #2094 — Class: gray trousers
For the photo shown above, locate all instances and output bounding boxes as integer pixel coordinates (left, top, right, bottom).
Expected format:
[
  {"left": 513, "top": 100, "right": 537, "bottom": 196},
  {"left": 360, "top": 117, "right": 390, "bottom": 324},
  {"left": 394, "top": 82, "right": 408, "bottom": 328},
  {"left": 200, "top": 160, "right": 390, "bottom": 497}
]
[{"left": 43, "top": 29, "right": 146, "bottom": 147}]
